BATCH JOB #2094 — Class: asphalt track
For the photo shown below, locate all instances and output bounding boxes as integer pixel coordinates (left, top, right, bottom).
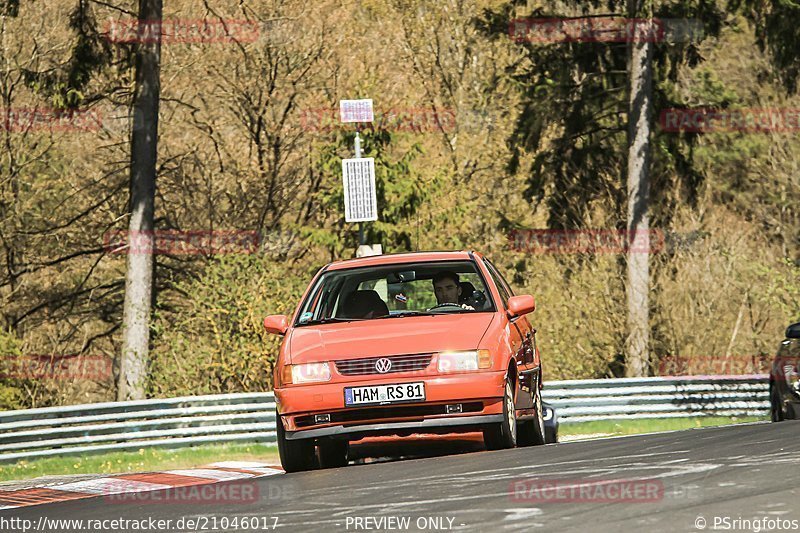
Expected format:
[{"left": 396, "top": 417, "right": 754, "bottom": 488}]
[{"left": 3, "top": 420, "right": 799, "bottom": 532}]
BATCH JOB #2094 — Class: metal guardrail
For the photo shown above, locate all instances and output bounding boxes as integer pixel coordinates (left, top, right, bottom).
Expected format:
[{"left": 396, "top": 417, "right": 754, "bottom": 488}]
[
  {"left": 0, "top": 375, "right": 770, "bottom": 463},
  {"left": 543, "top": 374, "right": 770, "bottom": 423},
  {"left": 0, "top": 393, "right": 277, "bottom": 463}
]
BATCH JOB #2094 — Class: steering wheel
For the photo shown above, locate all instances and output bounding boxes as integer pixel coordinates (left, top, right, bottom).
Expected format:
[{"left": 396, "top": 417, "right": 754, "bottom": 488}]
[{"left": 427, "top": 302, "right": 464, "bottom": 312}]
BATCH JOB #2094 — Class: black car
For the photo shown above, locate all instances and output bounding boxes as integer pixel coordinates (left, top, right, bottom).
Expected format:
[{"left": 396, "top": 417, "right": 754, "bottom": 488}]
[{"left": 770, "top": 321, "right": 800, "bottom": 421}]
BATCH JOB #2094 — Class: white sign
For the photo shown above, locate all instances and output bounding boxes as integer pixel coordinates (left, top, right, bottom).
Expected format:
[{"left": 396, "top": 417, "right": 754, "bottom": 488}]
[
  {"left": 342, "top": 158, "right": 378, "bottom": 222},
  {"left": 340, "top": 99, "right": 374, "bottom": 123},
  {"left": 356, "top": 244, "right": 383, "bottom": 258}
]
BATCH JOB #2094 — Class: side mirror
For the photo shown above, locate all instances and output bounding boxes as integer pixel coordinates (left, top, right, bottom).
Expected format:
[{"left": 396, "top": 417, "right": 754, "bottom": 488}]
[
  {"left": 263, "top": 315, "right": 289, "bottom": 335},
  {"left": 507, "top": 295, "right": 535, "bottom": 317},
  {"left": 786, "top": 322, "right": 800, "bottom": 339}
]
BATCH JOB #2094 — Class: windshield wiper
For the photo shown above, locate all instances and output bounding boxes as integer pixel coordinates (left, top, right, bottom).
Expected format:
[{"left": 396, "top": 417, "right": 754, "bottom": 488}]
[
  {"left": 384, "top": 311, "right": 437, "bottom": 318},
  {"left": 385, "top": 311, "right": 459, "bottom": 317},
  {"left": 296, "top": 317, "right": 368, "bottom": 326}
]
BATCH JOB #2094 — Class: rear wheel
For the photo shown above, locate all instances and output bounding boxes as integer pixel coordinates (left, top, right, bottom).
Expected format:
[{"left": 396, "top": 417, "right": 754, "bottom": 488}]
[
  {"left": 517, "top": 384, "right": 546, "bottom": 447},
  {"left": 276, "top": 411, "right": 315, "bottom": 472},
  {"left": 484, "top": 378, "right": 517, "bottom": 450},
  {"left": 317, "top": 439, "right": 349, "bottom": 469}
]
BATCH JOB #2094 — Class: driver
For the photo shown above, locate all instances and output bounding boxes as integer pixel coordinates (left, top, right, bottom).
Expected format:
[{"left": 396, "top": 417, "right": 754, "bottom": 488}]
[
  {"left": 432, "top": 271, "right": 473, "bottom": 310},
  {"left": 432, "top": 271, "right": 462, "bottom": 305}
]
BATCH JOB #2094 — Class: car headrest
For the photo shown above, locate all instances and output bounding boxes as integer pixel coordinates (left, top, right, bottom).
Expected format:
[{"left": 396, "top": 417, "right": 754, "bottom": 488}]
[
  {"left": 339, "top": 290, "right": 390, "bottom": 319},
  {"left": 459, "top": 282, "right": 476, "bottom": 302}
]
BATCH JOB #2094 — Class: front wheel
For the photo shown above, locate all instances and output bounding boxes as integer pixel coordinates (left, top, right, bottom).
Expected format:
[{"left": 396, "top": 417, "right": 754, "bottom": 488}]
[
  {"left": 771, "top": 387, "right": 784, "bottom": 422},
  {"left": 484, "top": 378, "right": 517, "bottom": 450},
  {"left": 317, "top": 439, "right": 348, "bottom": 469},
  {"left": 518, "top": 384, "right": 546, "bottom": 447},
  {"left": 276, "top": 410, "right": 315, "bottom": 472}
]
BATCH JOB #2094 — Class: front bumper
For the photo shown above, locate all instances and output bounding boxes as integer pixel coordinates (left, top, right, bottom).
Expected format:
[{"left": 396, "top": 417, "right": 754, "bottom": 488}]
[
  {"left": 285, "top": 413, "right": 504, "bottom": 441},
  {"left": 275, "top": 370, "right": 507, "bottom": 438}
]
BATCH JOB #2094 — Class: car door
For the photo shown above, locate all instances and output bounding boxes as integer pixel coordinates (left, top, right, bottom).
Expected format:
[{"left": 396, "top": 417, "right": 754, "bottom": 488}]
[{"left": 483, "top": 258, "right": 536, "bottom": 410}]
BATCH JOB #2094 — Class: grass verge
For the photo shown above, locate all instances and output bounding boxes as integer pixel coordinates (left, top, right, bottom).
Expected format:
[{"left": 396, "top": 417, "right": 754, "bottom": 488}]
[
  {"left": 559, "top": 415, "right": 768, "bottom": 439},
  {"left": 0, "top": 443, "right": 279, "bottom": 483}
]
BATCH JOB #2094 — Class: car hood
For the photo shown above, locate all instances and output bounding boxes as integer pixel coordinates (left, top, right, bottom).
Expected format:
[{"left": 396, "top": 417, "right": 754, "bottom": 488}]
[{"left": 287, "top": 313, "right": 497, "bottom": 364}]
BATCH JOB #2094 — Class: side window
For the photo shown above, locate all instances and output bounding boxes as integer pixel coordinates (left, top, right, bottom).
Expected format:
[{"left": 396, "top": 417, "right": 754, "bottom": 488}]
[
  {"left": 484, "top": 259, "right": 511, "bottom": 308},
  {"left": 499, "top": 269, "right": 515, "bottom": 297}
]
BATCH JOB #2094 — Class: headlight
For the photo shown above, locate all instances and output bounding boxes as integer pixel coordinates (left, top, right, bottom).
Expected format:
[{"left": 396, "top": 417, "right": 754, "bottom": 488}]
[
  {"left": 288, "top": 362, "right": 331, "bottom": 384},
  {"left": 437, "top": 350, "right": 492, "bottom": 372}
]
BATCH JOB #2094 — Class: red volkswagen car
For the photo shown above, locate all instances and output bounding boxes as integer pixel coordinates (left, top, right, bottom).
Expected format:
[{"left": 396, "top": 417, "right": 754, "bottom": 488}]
[{"left": 264, "top": 251, "right": 545, "bottom": 472}]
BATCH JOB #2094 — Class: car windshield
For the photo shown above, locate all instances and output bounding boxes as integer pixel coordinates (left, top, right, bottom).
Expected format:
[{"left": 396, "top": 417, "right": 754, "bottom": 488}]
[{"left": 294, "top": 260, "right": 496, "bottom": 326}]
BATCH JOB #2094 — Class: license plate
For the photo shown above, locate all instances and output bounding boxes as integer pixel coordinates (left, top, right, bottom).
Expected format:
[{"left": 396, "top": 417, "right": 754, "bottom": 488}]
[{"left": 344, "top": 382, "right": 426, "bottom": 406}]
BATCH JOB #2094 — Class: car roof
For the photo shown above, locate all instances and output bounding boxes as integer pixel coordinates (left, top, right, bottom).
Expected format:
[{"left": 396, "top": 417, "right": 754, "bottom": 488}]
[{"left": 325, "top": 251, "right": 484, "bottom": 271}]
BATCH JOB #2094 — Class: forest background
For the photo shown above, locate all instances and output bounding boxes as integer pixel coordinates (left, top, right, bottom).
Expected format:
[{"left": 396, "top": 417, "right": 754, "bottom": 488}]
[{"left": 0, "top": 0, "right": 798, "bottom": 408}]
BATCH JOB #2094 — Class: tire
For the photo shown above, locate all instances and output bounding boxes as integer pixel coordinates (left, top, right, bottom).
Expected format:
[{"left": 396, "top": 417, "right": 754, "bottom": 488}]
[
  {"left": 518, "top": 384, "right": 546, "bottom": 447},
  {"left": 317, "top": 439, "right": 348, "bottom": 469},
  {"left": 771, "top": 387, "right": 784, "bottom": 422},
  {"left": 276, "top": 410, "right": 315, "bottom": 473},
  {"left": 483, "top": 378, "right": 517, "bottom": 450}
]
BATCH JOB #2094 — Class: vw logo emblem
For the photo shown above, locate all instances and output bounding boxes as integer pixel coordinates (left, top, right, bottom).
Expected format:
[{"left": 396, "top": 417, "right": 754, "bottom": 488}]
[{"left": 375, "top": 358, "right": 392, "bottom": 374}]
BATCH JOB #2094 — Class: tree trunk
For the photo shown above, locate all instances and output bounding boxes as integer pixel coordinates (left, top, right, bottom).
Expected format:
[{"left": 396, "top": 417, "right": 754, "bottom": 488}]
[
  {"left": 117, "top": 0, "right": 162, "bottom": 400},
  {"left": 625, "top": 3, "right": 653, "bottom": 377}
]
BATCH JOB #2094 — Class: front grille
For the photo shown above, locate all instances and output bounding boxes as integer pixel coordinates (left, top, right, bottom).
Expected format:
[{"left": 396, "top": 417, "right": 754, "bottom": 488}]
[
  {"left": 294, "top": 402, "right": 483, "bottom": 428},
  {"left": 335, "top": 353, "right": 433, "bottom": 376}
]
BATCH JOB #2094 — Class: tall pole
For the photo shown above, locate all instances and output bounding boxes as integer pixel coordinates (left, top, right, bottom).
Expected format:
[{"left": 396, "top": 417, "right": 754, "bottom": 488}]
[
  {"left": 355, "top": 128, "right": 365, "bottom": 245},
  {"left": 340, "top": 99, "right": 374, "bottom": 254}
]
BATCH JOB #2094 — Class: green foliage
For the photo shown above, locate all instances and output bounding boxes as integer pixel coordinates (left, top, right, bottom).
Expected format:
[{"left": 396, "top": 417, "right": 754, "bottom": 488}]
[
  {"left": 486, "top": 0, "right": 726, "bottom": 229},
  {"left": 730, "top": 0, "right": 800, "bottom": 92},
  {"left": 303, "top": 128, "right": 426, "bottom": 255},
  {"left": 21, "top": 1, "right": 113, "bottom": 108},
  {"left": 3, "top": 0, "right": 799, "bottom": 406},
  {"left": 754, "top": 259, "right": 800, "bottom": 321},
  {"left": 507, "top": 253, "right": 627, "bottom": 379},
  {"left": 0, "top": 0, "right": 19, "bottom": 17},
  {"left": 148, "top": 254, "right": 313, "bottom": 396},
  {"left": 0, "top": 329, "right": 23, "bottom": 410}
]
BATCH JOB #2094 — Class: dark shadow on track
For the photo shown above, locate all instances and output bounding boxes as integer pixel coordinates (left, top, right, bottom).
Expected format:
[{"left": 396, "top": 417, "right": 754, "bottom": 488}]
[{"left": 347, "top": 432, "right": 487, "bottom": 465}]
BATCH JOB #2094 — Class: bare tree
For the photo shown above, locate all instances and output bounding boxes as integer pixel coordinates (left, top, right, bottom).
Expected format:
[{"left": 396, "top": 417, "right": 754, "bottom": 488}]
[
  {"left": 118, "top": 0, "right": 162, "bottom": 400},
  {"left": 625, "top": 1, "right": 653, "bottom": 377}
]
